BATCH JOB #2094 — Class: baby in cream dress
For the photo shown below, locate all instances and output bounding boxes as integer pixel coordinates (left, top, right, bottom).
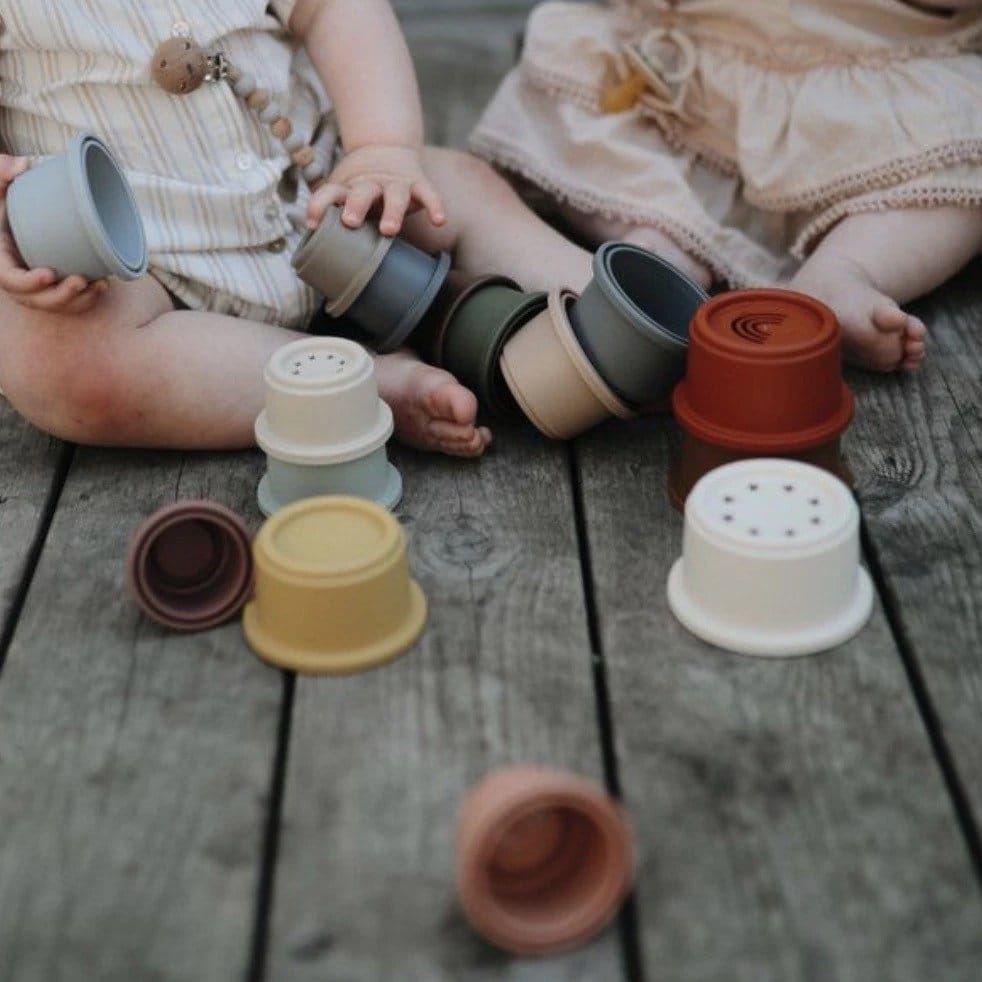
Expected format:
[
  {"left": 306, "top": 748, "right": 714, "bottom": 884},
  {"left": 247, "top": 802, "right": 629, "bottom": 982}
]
[{"left": 472, "top": 0, "right": 982, "bottom": 371}]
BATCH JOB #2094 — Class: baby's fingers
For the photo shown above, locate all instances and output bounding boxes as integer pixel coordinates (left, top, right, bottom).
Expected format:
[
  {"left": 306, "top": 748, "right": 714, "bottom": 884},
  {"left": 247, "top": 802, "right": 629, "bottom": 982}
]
[
  {"left": 306, "top": 182, "right": 348, "bottom": 227},
  {"left": 379, "top": 183, "right": 411, "bottom": 237},
  {"left": 0, "top": 156, "right": 29, "bottom": 188},
  {"left": 412, "top": 179, "right": 446, "bottom": 228},
  {"left": 341, "top": 181, "right": 382, "bottom": 229},
  {"left": 14, "top": 275, "right": 94, "bottom": 313},
  {"left": 0, "top": 261, "right": 56, "bottom": 296}
]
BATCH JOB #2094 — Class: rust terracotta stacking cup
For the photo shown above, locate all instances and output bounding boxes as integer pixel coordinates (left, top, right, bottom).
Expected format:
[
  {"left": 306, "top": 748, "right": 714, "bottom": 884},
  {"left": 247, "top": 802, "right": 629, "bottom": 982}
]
[
  {"left": 456, "top": 766, "right": 634, "bottom": 956},
  {"left": 292, "top": 206, "right": 451, "bottom": 353},
  {"left": 242, "top": 496, "right": 427, "bottom": 675},
  {"left": 669, "top": 289, "right": 855, "bottom": 508},
  {"left": 500, "top": 290, "right": 634, "bottom": 440},
  {"left": 569, "top": 242, "right": 708, "bottom": 410},
  {"left": 127, "top": 501, "right": 253, "bottom": 632},
  {"left": 255, "top": 337, "right": 402, "bottom": 516}
]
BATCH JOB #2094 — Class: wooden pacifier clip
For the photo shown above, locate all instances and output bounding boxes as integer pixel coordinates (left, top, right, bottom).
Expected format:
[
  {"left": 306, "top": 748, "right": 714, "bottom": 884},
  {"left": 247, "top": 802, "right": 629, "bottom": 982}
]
[{"left": 150, "top": 36, "right": 326, "bottom": 190}]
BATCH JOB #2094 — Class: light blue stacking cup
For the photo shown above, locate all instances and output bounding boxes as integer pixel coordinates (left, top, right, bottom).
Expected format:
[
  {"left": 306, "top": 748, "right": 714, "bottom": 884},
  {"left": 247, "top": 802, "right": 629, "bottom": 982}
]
[{"left": 7, "top": 132, "right": 147, "bottom": 282}]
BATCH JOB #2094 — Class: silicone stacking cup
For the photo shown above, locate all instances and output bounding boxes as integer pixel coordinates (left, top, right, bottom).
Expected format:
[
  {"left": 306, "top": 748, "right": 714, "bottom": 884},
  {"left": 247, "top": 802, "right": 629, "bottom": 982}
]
[
  {"left": 242, "top": 496, "right": 427, "bottom": 674},
  {"left": 667, "top": 459, "right": 874, "bottom": 657},
  {"left": 291, "top": 206, "right": 393, "bottom": 319},
  {"left": 412, "top": 271, "right": 522, "bottom": 366},
  {"left": 7, "top": 132, "right": 148, "bottom": 281},
  {"left": 292, "top": 207, "right": 451, "bottom": 353},
  {"left": 500, "top": 290, "right": 633, "bottom": 440},
  {"left": 669, "top": 289, "right": 855, "bottom": 507},
  {"left": 569, "top": 243, "right": 708, "bottom": 409},
  {"left": 255, "top": 337, "right": 402, "bottom": 516},
  {"left": 456, "top": 766, "right": 634, "bottom": 956},
  {"left": 440, "top": 283, "right": 548, "bottom": 419},
  {"left": 127, "top": 501, "right": 253, "bottom": 632}
]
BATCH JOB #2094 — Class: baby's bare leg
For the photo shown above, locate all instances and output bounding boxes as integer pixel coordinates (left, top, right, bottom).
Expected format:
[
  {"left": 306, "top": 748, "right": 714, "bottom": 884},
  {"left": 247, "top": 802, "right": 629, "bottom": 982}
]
[
  {"left": 558, "top": 206, "right": 715, "bottom": 290},
  {"left": 792, "top": 207, "right": 982, "bottom": 372},
  {"left": 0, "top": 275, "right": 490, "bottom": 455},
  {"left": 400, "top": 148, "right": 595, "bottom": 293}
]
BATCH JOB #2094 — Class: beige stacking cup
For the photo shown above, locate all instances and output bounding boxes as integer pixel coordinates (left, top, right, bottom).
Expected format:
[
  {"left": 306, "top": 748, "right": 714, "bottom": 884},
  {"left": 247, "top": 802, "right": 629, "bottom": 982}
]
[
  {"left": 242, "top": 496, "right": 427, "bottom": 675},
  {"left": 500, "top": 290, "right": 634, "bottom": 440}
]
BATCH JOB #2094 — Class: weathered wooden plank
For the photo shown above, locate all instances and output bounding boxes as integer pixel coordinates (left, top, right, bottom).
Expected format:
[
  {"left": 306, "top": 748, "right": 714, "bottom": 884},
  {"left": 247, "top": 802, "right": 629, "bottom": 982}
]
[
  {"left": 850, "top": 260, "right": 982, "bottom": 825},
  {"left": 0, "top": 447, "right": 283, "bottom": 982},
  {"left": 575, "top": 412, "right": 982, "bottom": 981},
  {"left": 0, "top": 403, "right": 66, "bottom": 648},
  {"left": 266, "top": 431, "right": 626, "bottom": 981}
]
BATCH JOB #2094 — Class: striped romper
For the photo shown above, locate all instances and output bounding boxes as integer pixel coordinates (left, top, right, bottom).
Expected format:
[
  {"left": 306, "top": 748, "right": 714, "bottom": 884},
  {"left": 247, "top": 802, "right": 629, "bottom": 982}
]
[{"left": 0, "top": 0, "right": 336, "bottom": 328}]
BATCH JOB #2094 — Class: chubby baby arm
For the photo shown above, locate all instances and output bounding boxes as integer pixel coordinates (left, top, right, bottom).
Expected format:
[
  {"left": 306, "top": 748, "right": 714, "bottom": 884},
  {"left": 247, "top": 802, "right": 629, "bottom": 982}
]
[
  {"left": 0, "top": 154, "right": 108, "bottom": 315},
  {"left": 288, "top": 0, "right": 445, "bottom": 235}
]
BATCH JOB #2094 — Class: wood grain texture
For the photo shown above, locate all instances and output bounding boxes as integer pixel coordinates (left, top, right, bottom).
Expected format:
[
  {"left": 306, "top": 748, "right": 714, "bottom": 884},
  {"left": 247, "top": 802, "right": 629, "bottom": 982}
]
[
  {"left": 0, "top": 405, "right": 65, "bottom": 641},
  {"left": 574, "top": 414, "right": 982, "bottom": 982},
  {"left": 848, "top": 259, "right": 982, "bottom": 821},
  {"left": 0, "top": 447, "right": 282, "bottom": 982},
  {"left": 265, "top": 431, "right": 626, "bottom": 981}
]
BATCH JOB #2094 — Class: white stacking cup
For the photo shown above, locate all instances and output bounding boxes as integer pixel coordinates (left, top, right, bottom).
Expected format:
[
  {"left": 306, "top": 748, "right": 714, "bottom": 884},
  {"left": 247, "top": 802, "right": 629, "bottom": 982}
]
[
  {"left": 255, "top": 337, "right": 402, "bottom": 515},
  {"left": 667, "top": 459, "right": 873, "bottom": 656}
]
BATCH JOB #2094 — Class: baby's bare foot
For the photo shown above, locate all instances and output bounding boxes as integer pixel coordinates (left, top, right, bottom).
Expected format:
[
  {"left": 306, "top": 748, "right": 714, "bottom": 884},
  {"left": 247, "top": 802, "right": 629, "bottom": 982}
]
[
  {"left": 374, "top": 350, "right": 492, "bottom": 458},
  {"left": 792, "top": 255, "right": 927, "bottom": 372}
]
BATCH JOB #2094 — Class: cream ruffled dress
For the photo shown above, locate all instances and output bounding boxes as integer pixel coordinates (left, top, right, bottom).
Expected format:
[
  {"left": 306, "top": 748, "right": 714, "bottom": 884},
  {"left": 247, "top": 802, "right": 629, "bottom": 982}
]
[{"left": 470, "top": 0, "right": 982, "bottom": 286}]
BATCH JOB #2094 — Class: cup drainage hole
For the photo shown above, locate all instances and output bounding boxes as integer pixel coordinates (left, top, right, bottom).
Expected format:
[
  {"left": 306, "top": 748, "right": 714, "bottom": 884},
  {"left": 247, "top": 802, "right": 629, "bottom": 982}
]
[
  {"left": 748, "top": 483, "right": 759, "bottom": 492},
  {"left": 749, "top": 528, "right": 759, "bottom": 536}
]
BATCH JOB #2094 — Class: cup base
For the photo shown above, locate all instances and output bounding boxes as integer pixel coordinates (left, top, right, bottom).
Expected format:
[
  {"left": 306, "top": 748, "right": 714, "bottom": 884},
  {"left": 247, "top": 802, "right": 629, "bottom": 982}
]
[
  {"left": 256, "top": 463, "right": 403, "bottom": 517},
  {"left": 242, "top": 579, "right": 427, "bottom": 675},
  {"left": 666, "top": 559, "right": 874, "bottom": 657}
]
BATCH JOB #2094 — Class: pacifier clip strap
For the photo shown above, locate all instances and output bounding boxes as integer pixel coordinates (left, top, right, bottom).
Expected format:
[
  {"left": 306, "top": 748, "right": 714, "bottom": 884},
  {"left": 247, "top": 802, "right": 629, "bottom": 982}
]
[{"left": 150, "top": 36, "right": 327, "bottom": 190}]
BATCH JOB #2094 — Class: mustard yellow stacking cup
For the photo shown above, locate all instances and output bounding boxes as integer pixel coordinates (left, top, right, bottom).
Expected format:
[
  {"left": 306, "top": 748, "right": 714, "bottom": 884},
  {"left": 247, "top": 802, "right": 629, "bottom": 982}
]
[{"left": 242, "top": 496, "right": 427, "bottom": 675}]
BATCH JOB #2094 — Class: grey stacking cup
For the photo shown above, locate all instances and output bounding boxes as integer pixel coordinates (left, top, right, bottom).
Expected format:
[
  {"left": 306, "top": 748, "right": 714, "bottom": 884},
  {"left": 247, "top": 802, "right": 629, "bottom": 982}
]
[
  {"left": 569, "top": 242, "right": 708, "bottom": 410},
  {"left": 292, "top": 206, "right": 450, "bottom": 354},
  {"left": 6, "top": 132, "right": 148, "bottom": 281}
]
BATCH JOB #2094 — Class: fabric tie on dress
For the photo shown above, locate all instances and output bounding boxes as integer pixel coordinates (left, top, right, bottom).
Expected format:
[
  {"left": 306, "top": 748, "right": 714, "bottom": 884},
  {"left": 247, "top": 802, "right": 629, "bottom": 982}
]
[{"left": 603, "top": 24, "right": 700, "bottom": 125}]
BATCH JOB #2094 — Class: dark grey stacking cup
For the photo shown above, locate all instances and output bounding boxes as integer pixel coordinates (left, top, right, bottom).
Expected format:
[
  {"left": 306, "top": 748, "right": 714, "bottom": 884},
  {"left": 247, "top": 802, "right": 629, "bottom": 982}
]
[
  {"left": 569, "top": 242, "right": 709, "bottom": 410},
  {"left": 347, "top": 243, "right": 452, "bottom": 353}
]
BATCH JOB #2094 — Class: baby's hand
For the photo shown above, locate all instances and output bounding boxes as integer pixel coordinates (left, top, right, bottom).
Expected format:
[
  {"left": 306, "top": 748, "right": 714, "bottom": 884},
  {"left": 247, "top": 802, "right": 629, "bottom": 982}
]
[
  {"left": 307, "top": 144, "right": 446, "bottom": 237},
  {"left": 0, "top": 154, "right": 108, "bottom": 315}
]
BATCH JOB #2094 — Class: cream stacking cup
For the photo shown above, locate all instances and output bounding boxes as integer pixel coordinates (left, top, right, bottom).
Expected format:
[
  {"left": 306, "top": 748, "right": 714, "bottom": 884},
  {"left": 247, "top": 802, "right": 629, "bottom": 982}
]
[
  {"left": 667, "top": 459, "right": 874, "bottom": 657},
  {"left": 254, "top": 337, "right": 402, "bottom": 516}
]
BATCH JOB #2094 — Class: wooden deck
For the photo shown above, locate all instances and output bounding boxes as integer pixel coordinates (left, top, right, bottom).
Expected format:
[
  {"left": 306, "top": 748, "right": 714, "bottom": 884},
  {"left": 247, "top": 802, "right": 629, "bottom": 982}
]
[{"left": 2, "top": 3, "right": 981, "bottom": 979}]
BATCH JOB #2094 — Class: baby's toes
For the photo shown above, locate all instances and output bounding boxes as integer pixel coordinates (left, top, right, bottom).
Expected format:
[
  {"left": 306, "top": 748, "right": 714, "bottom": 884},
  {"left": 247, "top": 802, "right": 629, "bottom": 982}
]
[
  {"left": 870, "top": 301, "right": 909, "bottom": 336},
  {"left": 424, "top": 377, "right": 479, "bottom": 427},
  {"left": 906, "top": 315, "right": 928, "bottom": 342},
  {"left": 426, "top": 419, "right": 488, "bottom": 458}
]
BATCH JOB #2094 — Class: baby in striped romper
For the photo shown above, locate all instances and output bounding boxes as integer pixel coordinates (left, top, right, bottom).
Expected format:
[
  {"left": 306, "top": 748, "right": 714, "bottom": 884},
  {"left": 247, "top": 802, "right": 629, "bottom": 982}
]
[{"left": 0, "top": 0, "right": 593, "bottom": 456}]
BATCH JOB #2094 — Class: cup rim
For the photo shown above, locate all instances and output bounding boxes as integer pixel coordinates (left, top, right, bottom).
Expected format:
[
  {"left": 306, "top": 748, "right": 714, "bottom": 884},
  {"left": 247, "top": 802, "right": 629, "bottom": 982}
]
[
  {"left": 549, "top": 290, "right": 634, "bottom": 420},
  {"left": 69, "top": 133, "right": 148, "bottom": 277},
  {"left": 255, "top": 460, "right": 403, "bottom": 518},
  {"left": 593, "top": 241, "right": 707, "bottom": 353},
  {"left": 431, "top": 275, "right": 524, "bottom": 367},
  {"left": 673, "top": 380, "right": 855, "bottom": 451},
  {"left": 126, "top": 500, "right": 253, "bottom": 631},
  {"left": 456, "top": 766, "right": 634, "bottom": 955},
  {"left": 376, "top": 250, "right": 453, "bottom": 353}
]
